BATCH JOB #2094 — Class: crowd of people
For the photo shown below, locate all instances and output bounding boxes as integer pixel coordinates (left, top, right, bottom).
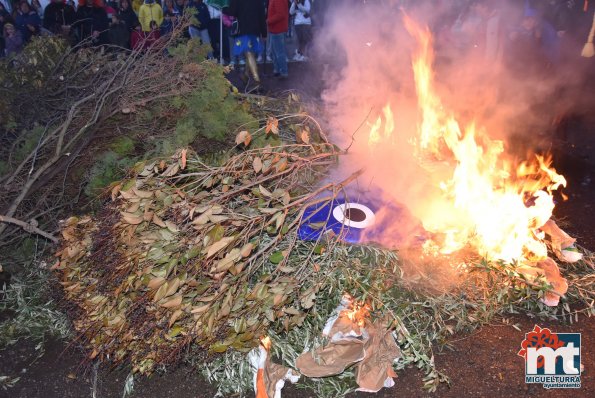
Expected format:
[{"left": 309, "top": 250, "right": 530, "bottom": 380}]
[
  {"left": 0, "top": 0, "right": 320, "bottom": 68},
  {"left": 0, "top": 0, "right": 593, "bottom": 85}
]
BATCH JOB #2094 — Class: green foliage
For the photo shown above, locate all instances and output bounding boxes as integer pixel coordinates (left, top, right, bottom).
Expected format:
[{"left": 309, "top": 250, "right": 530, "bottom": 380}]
[
  {"left": 110, "top": 136, "right": 136, "bottom": 156},
  {"left": 0, "top": 267, "right": 71, "bottom": 348},
  {"left": 168, "top": 37, "right": 211, "bottom": 63},
  {"left": 84, "top": 151, "right": 135, "bottom": 197},
  {"left": 174, "top": 63, "right": 258, "bottom": 143},
  {"left": 0, "top": 37, "right": 69, "bottom": 130},
  {"left": 13, "top": 125, "right": 45, "bottom": 162}
]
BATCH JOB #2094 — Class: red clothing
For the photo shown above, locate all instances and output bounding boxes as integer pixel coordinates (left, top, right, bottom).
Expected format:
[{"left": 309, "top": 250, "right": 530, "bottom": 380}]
[
  {"left": 266, "top": 0, "right": 288, "bottom": 34},
  {"left": 131, "top": 29, "right": 160, "bottom": 50}
]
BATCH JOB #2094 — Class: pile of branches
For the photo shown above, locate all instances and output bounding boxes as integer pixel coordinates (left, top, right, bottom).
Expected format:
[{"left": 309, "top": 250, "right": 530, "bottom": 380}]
[
  {"left": 53, "top": 132, "right": 357, "bottom": 373},
  {"left": 52, "top": 135, "right": 595, "bottom": 395},
  {"left": 0, "top": 21, "right": 203, "bottom": 248}
]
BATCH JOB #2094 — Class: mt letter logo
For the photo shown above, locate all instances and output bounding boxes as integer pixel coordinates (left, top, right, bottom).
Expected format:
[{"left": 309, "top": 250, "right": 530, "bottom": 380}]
[{"left": 518, "top": 325, "right": 581, "bottom": 389}]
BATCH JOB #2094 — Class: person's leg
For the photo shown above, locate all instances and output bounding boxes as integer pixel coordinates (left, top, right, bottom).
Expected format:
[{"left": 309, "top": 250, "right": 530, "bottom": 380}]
[
  {"left": 188, "top": 26, "right": 199, "bottom": 39},
  {"left": 270, "top": 33, "right": 279, "bottom": 74},
  {"left": 199, "top": 28, "right": 213, "bottom": 58},
  {"left": 295, "top": 24, "right": 305, "bottom": 56},
  {"left": 302, "top": 24, "right": 312, "bottom": 58},
  {"left": 271, "top": 32, "right": 288, "bottom": 77}
]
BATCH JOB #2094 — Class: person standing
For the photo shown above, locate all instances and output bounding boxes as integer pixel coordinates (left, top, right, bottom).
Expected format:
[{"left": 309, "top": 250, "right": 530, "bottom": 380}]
[
  {"left": 43, "top": 0, "right": 76, "bottom": 35},
  {"left": 290, "top": 0, "right": 311, "bottom": 61},
  {"left": 15, "top": 1, "right": 42, "bottom": 43},
  {"left": 188, "top": 0, "right": 211, "bottom": 56},
  {"left": 73, "top": 0, "right": 109, "bottom": 46},
  {"left": 138, "top": 0, "right": 163, "bottom": 32},
  {"left": 267, "top": 0, "right": 288, "bottom": 78},
  {"left": 117, "top": 0, "right": 138, "bottom": 33},
  {"left": 4, "top": 22, "right": 23, "bottom": 55},
  {"left": 224, "top": 0, "right": 266, "bottom": 89}
]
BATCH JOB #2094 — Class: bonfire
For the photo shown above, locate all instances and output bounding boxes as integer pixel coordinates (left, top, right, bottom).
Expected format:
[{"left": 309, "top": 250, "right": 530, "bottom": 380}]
[{"left": 52, "top": 13, "right": 594, "bottom": 398}]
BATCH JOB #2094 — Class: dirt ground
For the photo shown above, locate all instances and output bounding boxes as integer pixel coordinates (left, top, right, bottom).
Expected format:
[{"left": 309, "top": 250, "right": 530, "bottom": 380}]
[{"left": 1, "top": 60, "right": 595, "bottom": 398}]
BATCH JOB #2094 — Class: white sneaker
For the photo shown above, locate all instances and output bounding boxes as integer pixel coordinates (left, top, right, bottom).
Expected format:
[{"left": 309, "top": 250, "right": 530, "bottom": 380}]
[
  {"left": 293, "top": 53, "right": 303, "bottom": 61},
  {"left": 257, "top": 55, "right": 263, "bottom": 63},
  {"left": 239, "top": 59, "right": 246, "bottom": 65},
  {"left": 266, "top": 55, "right": 273, "bottom": 63}
]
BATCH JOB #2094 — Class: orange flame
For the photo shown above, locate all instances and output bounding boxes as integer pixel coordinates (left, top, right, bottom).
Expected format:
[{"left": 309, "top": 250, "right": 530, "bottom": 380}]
[
  {"left": 367, "top": 15, "right": 566, "bottom": 263},
  {"left": 343, "top": 300, "right": 370, "bottom": 328}
]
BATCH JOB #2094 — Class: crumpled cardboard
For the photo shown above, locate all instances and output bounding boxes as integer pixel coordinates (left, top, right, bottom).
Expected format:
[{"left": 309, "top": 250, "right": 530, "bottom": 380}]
[
  {"left": 517, "top": 257, "right": 568, "bottom": 307},
  {"left": 296, "top": 296, "right": 401, "bottom": 393},
  {"left": 540, "top": 219, "right": 583, "bottom": 263},
  {"left": 355, "top": 322, "right": 401, "bottom": 393},
  {"left": 249, "top": 338, "right": 299, "bottom": 398}
]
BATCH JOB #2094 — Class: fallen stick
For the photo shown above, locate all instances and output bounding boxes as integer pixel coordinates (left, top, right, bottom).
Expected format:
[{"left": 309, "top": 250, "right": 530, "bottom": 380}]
[{"left": 0, "top": 215, "right": 59, "bottom": 244}]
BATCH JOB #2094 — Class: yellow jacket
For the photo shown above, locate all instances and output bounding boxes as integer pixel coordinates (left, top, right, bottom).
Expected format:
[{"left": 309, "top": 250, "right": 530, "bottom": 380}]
[
  {"left": 132, "top": 0, "right": 143, "bottom": 13},
  {"left": 138, "top": 3, "right": 163, "bottom": 32}
]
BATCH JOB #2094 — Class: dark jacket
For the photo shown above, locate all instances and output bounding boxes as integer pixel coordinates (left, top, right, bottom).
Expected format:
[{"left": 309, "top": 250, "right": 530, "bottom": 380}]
[
  {"left": 188, "top": 0, "right": 210, "bottom": 30},
  {"left": 15, "top": 10, "right": 41, "bottom": 42},
  {"left": 43, "top": 2, "right": 76, "bottom": 34},
  {"left": 225, "top": 0, "right": 266, "bottom": 37},
  {"left": 118, "top": 6, "right": 138, "bottom": 32},
  {"left": 73, "top": 5, "right": 109, "bottom": 45},
  {"left": 108, "top": 19, "right": 129, "bottom": 48}
]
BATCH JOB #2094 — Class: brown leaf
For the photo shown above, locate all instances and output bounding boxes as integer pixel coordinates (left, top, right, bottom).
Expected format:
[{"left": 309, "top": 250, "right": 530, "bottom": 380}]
[
  {"left": 165, "top": 278, "right": 180, "bottom": 297},
  {"left": 191, "top": 303, "right": 211, "bottom": 314},
  {"left": 205, "top": 236, "right": 234, "bottom": 259},
  {"left": 240, "top": 242, "right": 254, "bottom": 257},
  {"left": 161, "top": 295, "right": 182, "bottom": 308},
  {"left": 299, "top": 129, "right": 310, "bottom": 144},
  {"left": 235, "top": 130, "right": 252, "bottom": 146},
  {"left": 253, "top": 157, "right": 263, "bottom": 173},
  {"left": 153, "top": 282, "right": 169, "bottom": 302},
  {"left": 181, "top": 148, "right": 187, "bottom": 170},
  {"left": 121, "top": 212, "right": 144, "bottom": 225},
  {"left": 111, "top": 184, "right": 122, "bottom": 201},
  {"left": 266, "top": 117, "right": 279, "bottom": 135},
  {"left": 165, "top": 220, "right": 179, "bottom": 233},
  {"left": 275, "top": 158, "right": 288, "bottom": 172},
  {"left": 148, "top": 277, "right": 166, "bottom": 290},
  {"left": 132, "top": 188, "right": 153, "bottom": 199},
  {"left": 259, "top": 185, "right": 272, "bottom": 197},
  {"left": 152, "top": 214, "right": 167, "bottom": 228},
  {"left": 169, "top": 309, "right": 184, "bottom": 327}
]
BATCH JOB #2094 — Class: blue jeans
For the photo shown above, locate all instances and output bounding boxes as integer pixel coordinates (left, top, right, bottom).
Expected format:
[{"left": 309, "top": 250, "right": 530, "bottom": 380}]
[{"left": 269, "top": 32, "right": 288, "bottom": 76}]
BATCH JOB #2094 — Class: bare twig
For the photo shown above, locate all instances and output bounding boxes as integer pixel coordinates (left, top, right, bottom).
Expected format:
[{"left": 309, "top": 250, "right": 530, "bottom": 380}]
[{"left": 0, "top": 215, "right": 58, "bottom": 243}]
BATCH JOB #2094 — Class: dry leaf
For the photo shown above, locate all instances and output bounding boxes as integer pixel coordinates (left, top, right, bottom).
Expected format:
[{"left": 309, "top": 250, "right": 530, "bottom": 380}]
[
  {"left": 235, "top": 130, "right": 252, "bottom": 146},
  {"left": 169, "top": 309, "right": 183, "bottom": 327},
  {"left": 259, "top": 185, "right": 272, "bottom": 197},
  {"left": 111, "top": 184, "right": 122, "bottom": 201},
  {"left": 165, "top": 220, "right": 179, "bottom": 233},
  {"left": 266, "top": 117, "right": 279, "bottom": 135},
  {"left": 181, "top": 149, "right": 187, "bottom": 170},
  {"left": 161, "top": 295, "right": 182, "bottom": 308},
  {"left": 121, "top": 212, "right": 144, "bottom": 225},
  {"left": 253, "top": 157, "right": 263, "bottom": 173},
  {"left": 148, "top": 277, "right": 166, "bottom": 290},
  {"left": 152, "top": 214, "right": 167, "bottom": 228},
  {"left": 206, "top": 236, "right": 234, "bottom": 258},
  {"left": 299, "top": 129, "right": 310, "bottom": 144},
  {"left": 240, "top": 242, "right": 254, "bottom": 257}
]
